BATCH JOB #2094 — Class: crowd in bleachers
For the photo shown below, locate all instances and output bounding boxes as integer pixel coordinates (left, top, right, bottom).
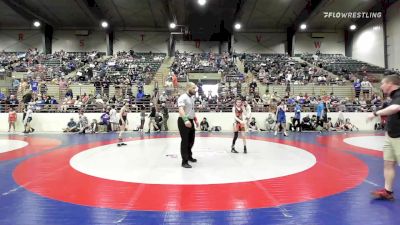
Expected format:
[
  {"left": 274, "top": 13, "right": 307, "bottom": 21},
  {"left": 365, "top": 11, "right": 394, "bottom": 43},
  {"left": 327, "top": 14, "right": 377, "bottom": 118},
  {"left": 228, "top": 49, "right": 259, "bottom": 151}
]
[
  {"left": 301, "top": 53, "right": 400, "bottom": 76},
  {"left": 1, "top": 51, "right": 386, "bottom": 115},
  {"left": 1, "top": 49, "right": 103, "bottom": 81},
  {"left": 172, "top": 51, "right": 233, "bottom": 73},
  {"left": 1, "top": 49, "right": 398, "bottom": 134},
  {"left": 71, "top": 51, "right": 165, "bottom": 97},
  {"left": 167, "top": 52, "right": 241, "bottom": 84},
  {"left": 1, "top": 50, "right": 166, "bottom": 113},
  {"left": 244, "top": 53, "right": 341, "bottom": 86}
]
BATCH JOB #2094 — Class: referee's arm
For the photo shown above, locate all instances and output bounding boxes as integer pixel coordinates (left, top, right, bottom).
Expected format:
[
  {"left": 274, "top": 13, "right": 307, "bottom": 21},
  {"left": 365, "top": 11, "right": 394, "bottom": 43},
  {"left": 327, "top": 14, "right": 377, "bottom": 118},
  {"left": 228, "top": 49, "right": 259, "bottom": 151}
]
[
  {"left": 375, "top": 104, "right": 400, "bottom": 116},
  {"left": 178, "top": 106, "right": 186, "bottom": 118}
]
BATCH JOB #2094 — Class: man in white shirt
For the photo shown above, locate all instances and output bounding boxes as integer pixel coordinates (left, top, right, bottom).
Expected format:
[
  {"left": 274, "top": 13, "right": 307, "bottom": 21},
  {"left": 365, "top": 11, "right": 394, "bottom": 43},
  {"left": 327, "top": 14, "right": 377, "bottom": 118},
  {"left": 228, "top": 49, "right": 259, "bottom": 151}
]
[
  {"left": 177, "top": 82, "right": 199, "bottom": 168},
  {"left": 361, "top": 78, "right": 372, "bottom": 100},
  {"left": 286, "top": 72, "right": 292, "bottom": 83},
  {"left": 109, "top": 105, "right": 118, "bottom": 131}
]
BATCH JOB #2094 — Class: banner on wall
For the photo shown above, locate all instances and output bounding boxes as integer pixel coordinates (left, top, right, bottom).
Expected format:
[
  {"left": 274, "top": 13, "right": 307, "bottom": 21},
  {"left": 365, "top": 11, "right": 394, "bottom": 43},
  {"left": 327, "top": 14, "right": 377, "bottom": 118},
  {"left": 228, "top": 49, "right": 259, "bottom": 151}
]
[
  {"left": 80, "top": 39, "right": 85, "bottom": 48},
  {"left": 195, "top": 40, "right": 200, "bottom": 48},
  {"left": 18, "top": 33, "right": 24, "bottom": 41},
  {"left": 314, "top": 41, "right": 321, "bottom": 49},
  {"left": 256, "top": 34, "right": 262, "bottom": 43}
]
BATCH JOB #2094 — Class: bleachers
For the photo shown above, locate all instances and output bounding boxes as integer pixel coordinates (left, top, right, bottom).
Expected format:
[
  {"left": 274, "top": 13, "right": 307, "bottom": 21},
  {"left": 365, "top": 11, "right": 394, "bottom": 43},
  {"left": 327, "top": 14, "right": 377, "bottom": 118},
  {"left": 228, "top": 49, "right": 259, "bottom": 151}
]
[
  {"left": 264, "top": 84, "right": 354, "bottom": 98},
  {"left": 301, "top": 54, "right": 387, "bottom": 75}
]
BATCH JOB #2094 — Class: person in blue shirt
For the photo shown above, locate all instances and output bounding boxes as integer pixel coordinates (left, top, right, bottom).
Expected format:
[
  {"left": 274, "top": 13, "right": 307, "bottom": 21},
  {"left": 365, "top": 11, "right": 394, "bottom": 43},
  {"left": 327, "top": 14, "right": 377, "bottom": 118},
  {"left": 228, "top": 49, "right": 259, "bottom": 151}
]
[
  {"left": 293, "top": 102, "right": 302, "bottom": 132},
  {"left": 274, "top": 100, "right": 288, "bottom": 136},
  {"left": 65, "top": 89, "right": 73, "bottom": 99},
  {"left": 136, "top": 88, "right": 144, "bottom": 101},
  {"left": 12, "top": 78, "right": 20, "bottom": 92},
  {"left": 100, "top": 109, "right": 111, "bottom": 132},
  {"left": 316, "top": 99, "right": 325, "bottom": 127},
  {"left": 50, "top": 96, "right": 58, "bottom": 105},
  {"left": 353, "top": 78, "right": 361, "bottom": 98},
  {"left": 35, "top": 96, "right": 46, "bottom": 111},
  {"left": 0, "top": 91, "right": 5, "bottom": 101},
  {"left": 31, "top": 78, "right": 39, "bottom": 99}
]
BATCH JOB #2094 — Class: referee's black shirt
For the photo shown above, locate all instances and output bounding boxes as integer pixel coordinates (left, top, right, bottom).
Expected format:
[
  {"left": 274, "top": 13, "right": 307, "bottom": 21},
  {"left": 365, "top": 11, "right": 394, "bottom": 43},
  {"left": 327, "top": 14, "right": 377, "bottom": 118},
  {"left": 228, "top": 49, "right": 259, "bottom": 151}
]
[{"left": 387, "top": 88, "right": 400, "bottom": 138}]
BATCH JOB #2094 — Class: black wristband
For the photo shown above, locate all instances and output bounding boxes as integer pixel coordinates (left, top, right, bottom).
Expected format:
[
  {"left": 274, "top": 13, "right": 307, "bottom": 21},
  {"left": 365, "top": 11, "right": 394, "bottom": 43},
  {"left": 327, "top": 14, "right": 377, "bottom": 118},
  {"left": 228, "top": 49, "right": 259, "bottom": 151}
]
[{"left": 373, "top": 112, "right": 378, "bottom": 117}]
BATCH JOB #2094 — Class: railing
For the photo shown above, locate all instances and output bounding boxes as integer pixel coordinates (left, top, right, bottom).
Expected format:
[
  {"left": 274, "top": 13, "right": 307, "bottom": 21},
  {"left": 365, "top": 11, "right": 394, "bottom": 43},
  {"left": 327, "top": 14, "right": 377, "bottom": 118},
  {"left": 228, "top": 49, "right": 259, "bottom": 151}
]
[{"left": 0, "top": 102, "right": 382, "bottom": 114}]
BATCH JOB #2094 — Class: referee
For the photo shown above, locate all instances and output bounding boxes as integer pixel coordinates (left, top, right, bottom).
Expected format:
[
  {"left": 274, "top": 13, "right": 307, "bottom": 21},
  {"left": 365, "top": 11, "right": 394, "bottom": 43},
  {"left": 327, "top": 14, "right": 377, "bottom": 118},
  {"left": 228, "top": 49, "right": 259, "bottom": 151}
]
[
  {"left": 177, "top": 82, "right": 199, "bottom": 168},
  {"left": 367, "top": 75, "right": 400, "bottom": 200}
]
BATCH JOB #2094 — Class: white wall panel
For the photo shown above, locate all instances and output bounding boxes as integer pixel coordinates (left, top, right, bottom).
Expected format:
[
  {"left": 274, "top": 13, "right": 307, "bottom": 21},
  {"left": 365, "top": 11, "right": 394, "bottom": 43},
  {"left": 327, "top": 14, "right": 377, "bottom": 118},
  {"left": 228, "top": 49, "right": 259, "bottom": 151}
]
[
  {"left": 352, "top": 20, "right": 384, "bottom": 67},
  {"left": 52, "top": 30, "right": 107, "bottom": 53},
  {"left": 233, "top": 32, "right": 285, "bottom": 54},
  {"left": 0, "top": 30, "right": 42, "bottom": 52},
  {"left": 175, "top": 41, "right": 220, "bottom": 53},
  {"left": 294, "top": 32, "right": 345, "bottom": 55},
  {"left": 0, "top": 112, "right": 378, "bottom": 132},
  {"left": 114, "top": 31, "right": 169, "bottom": 53},
  {"left": 387, "top": 0, "right": 400, "bottom": 70}
]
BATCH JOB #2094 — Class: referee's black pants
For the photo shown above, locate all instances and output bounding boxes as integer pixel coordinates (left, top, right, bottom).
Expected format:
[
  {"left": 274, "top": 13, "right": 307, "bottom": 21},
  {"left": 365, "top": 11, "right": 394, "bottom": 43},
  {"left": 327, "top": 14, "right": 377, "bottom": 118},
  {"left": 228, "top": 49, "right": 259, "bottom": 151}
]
[{"left": 178, "top": 118, "right": 195, "bottom": 164}]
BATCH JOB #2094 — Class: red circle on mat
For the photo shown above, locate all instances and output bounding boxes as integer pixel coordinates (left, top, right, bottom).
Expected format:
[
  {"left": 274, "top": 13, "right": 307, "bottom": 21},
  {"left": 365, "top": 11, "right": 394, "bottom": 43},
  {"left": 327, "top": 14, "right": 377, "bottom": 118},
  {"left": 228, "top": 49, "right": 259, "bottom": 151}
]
[
  {"left": 0, "top": 136, "right": 61, "bottom": 161},
  {"left": 317, "top": 133, "right": 384, "bottom": 157},
  {"left": 13, "top": 136, "right": 368, "bottom": 211}
]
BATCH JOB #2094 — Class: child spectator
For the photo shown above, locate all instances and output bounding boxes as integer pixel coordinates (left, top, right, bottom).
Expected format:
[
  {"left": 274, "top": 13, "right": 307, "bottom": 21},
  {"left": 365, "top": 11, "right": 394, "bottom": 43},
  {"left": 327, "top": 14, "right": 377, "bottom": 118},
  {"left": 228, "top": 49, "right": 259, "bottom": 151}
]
[
  {"left": 264, "top": 113, "right": 275, "bottom": 131},
  {"left": 63, "top": 118, "right": 78, "bottom": 133},
  {"left": 248, "top": 117, "right": 259, "bottom": 131},
  {"left": 8, "top": 107, "right": 17, "bottom": 132},
  {"left": 200, "top": 117, "right": 210, "bottom": 131}
]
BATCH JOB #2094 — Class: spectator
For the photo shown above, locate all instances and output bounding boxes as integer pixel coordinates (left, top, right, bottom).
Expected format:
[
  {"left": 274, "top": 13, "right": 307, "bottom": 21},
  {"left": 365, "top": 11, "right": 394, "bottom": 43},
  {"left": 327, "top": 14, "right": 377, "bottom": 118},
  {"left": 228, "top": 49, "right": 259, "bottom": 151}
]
[
  {"left": 12, "top": 78, "right": 20, "bottom": 93},
  {"left": 147, "top": 103, "right": 159, "bottom": 133},
  {"left": 78, "top": 112, "right": 89, "bottom": 134},
  {"left": 31, "top": 77, "right": 39, "bottom": 98},
  {"left": 6, "top": 95, "right": 19, "bottom": 108},
  {"left": 63, "top": 118, "right": 78, "bottom": 133},
  {"left": 154, "top": 113, "right": 163, "bottom": 132},
  {"left": 316, "top": 99, "right": 325, "bottom": 127},
  {"left": 344, "top": 118, "right": 359, "bottom": 131},
  {"left": 40, "top": 80, "right": 47, "bottom": 95},
  {"left": 335, "top": 112, "right": 346, "bottom": 131},
  {"left": 288, "top": 117, "right": 295, "bottom": 131},
  {"left": 293, "top": 102, "right": 301, "bottom": 132},
  {"left": 109, "top": 105, "right": 118, "bottom": 131},
  {"left": 0, "top": 91, "right": 6, "bottom": 102},
  {"left": 90, "top": 119, "right": 98, "bottom": 133},
  {"left": 100, "top": 108, "right": 111, "bottom": 132},
  {"left": 172, "top": 73, "right": 178, "bottom": 89},
  {"left": 264, "top": 113, "right": 275, "bottom": 131},
  {"left": 326, "top": 117, "right": 335, "bottom": 131},
  {"left": 59, "top": 77, "right": 68, "bottom": 91},
  {"left": 249, "top": 79, "right": 257, "bottom": 95},
  {"left": 161, "top": 103, "right": 169, "bottom": 131},
  {"left": 139, "top": 106, "right": 146, "bottom": 132},
  {"left": 353, "top": 78, "right": 361, "bottom": 98},
  {"left": 65, "top": 88, "right": 73, "bottom": 99},
  {"left": 8, "top": 107, "right": 17, "bottom": 132},
  {"left": 159, "top": 91, "right": 167, "bottom": 104},
  {"left": 136, "top": 88, "right": 144, "bottom": 101},
  {"left": 200, "top": 117, "right": 210, "bottom": 131},
  {"left": 301, "top": 115, "right": 313, "bottom": 131},
  {"left": 361, "top": 77, "right": 372, "bottom": 99},
  {"left": 248, "top": 117, "right": 259, "bottom": 131}
]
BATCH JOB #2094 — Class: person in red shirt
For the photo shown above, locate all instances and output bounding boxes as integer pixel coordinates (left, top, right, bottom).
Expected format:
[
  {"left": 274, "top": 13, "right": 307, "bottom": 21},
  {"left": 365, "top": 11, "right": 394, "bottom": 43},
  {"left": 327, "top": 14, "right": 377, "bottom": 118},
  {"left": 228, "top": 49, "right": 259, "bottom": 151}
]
[
  {"left": 8, "top": 107, "right": 17, "bottom": 132},
  {"left": 172, "top": 73, "right": 178, "bottom": 90}
]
